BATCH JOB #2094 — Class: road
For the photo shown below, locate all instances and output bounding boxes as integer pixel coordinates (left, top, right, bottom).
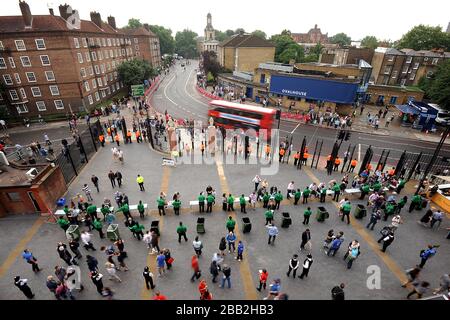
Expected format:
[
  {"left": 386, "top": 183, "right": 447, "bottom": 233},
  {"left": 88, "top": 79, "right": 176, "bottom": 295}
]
[{"left": 153, "top": 60, "right": 450, "bottom": 168}]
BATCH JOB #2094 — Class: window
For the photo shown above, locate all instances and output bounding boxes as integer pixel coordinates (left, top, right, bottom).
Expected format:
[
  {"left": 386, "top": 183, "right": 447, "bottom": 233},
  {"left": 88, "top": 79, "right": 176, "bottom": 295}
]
[
  {"left": 104, "top": 76, "right": 107, "bottom": 84},
  {"left": 84, "top": 81, "right": 90, "bottom": 92},
  {"left": 432, "top": 58, "right": 439, "bottom": 65},
  {"left": 136, "top": 51, "right": 140, "bottom": 56},
  {"left": 406, "top": 56, "right": 412, "bottom": 64},
  {"left": 107, "top": 62, "right": 111, "bottom": 71},
  {"left": 0, "top": 41, "right": 3, "bottom": 50},
  {"left": 35, "top": 39, "right": 46, "bottom": 50},
  {"left": 135, "top": 45, "right": 139, "bottom": 51},
  {"left": 108, "top": 74, "right": 113, "bottom": 81},
  {"left": 92, "top": 79, "right": 97, "bottom": 88},
  {"left": 40, "top": 55, "right": 50, "bottom": 66},
  {"left": 102, "top": 38, "right": 106, "bottom": 47},
  {"left": 96, "top": 38, "right": 101, "bottom": 47},
  {"left": 19, "top": 88, "right": 26, "bottom": 99},
  {"left": 54, "top": 100, "right": 64, "bottom": 109},
  {"left": 387, "top": 55, "right": 394, "bottom": 62},
  {"left": 9, "top": 89, "right": 19, "bottom": 100},
  {"left": 15, "top": 40, "right": 26, "bottom": 51},
  {"left": 101, "top": 90, "right": 106, "bottom": 98},
  {"left": 101, "top": 64, "right": 105, "bottom": 73},
  {"left": 16, "top": 104, "right": 28, "bottom": 114},
  {"left": 88, "top": 66, "right": 94, "bottom": 76},
  {"left": 8, "top": 57, "right": 16, "bottom": 68},
  {"left": 49, "top": 85, "right": 60, "bottom": 96},
  {"left": 134, "top": 38, "right": 138, "bottom": 44},
  {"left": 82, "top": 38, "right": 88, "bottom": 48},
  {"left": 122, "top": 49, "right": 125, "bottom": 56},
  {"left": 80, "top": 68, "right": 86, "bottom": 78},
  {"left": 88, "top": 95, "right": 93, "bottom": 105},
  {"left": 413, "top": 62, "right": 419, "bottom": 69},
  {"left": 14, "top": 73, "right": 21, "bottom": 84},
  {"left": 91, "top": 51, "right": 97, "bottom": 61},
  {"left": 45, "top": 71, "right": 55, "bottom": 81},
  {"left": 3, "top": 74, "right": 13, "bottom": 85},
  {"left": 410, "top": 72, "right": 416, "bottom": 80},
  {"left": 20, "top": 56, "right": 31, "bottom": 67},
  {"left": 31, "top": 87, "right": 41, "bottom": 97},
  {"left": 111, "top": 60, "right": 116, "bottom": 68},
  {"left": 116, "top": 82, "right": 120, "bottom": 90},
  {"left": 26, "top": 72, "right": 36, "bottom": 82},
  {"left": 77, "top": 53, "right": 83, "bottom": 63},
  {"left": 95, "top": 91, "right": 100, "bottom": 101},
  {"left": 0, "top": 58, "right": 6, "bottom": 69},
  {"left": 94, "top": 65, "right": 100, "bottom": 75},
  {"left": 6, "top": 192, "right": 21, "bottom": 202},
  {"left": 74, "top": 38, "right": 80, "bottom": 48},
  {"left": 107, "top": 38, "right": 111, "bottom": 46},
  {"left": 112, "top": 84, "right": 116, "bottom": 92},
  {"left": 104, "top": 50, "right": 109, "bottom": 59},
  {"left": 391, "top": 71, "right": 398, "bottom": 79},
  {"left": 110, "top": 49, "right": 114, "bottom": 58},
  {"left": 402, "top": 66, "right": 408, "bottom": 74},
  {"left": 98, "top": 51, "right": 103, "bottom": 60},
  {"left": 36, "top": 101, "right": 46, "bottom": 111},
  {"left": 383, "top": 66, "right": 391, "bottom": 74},
  {"left": 97, "top": 77, "right": 103, "bottom": 87},
  {"left": 85, "top": 52, "right": 91, "bottom": 62},
  {"left": 89, "top": 38, "right": 94, "bottom": 46}
]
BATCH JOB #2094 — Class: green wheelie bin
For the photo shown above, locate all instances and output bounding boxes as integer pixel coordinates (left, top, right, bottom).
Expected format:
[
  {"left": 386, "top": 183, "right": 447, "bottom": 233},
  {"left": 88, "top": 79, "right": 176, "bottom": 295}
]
[
  {"left": 66, "top": 224, "right": 80, "bottom": 241},
  {"left": 107, "top": 224, "right": 120, "bottom": 241},
  {"left": 317, "top": 207, "right": 329, "bottom": 222},
  {"left": 354, "top": 204, "right": 367, "bottom": 219},
  {"left": 197, "top": 217, "right": 205, "bottom": 234}
]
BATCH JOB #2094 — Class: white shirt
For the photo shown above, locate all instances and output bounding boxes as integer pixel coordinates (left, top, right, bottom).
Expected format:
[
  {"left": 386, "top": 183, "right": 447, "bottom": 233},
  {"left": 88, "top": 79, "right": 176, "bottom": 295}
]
[
  {"left": 81, "top": 233, "right": 92, "bottom": 245},
  {"left": 193, "top": 240, "right": 202, "bottom": 249},
  {"left": 391, "top": 216, "right": 401, "bottom": 227},
  {"left": 287, "top": 183, "right": 295, "bottom": 191},
  {"left": 143, "top": 234, "right": 152, "bottom": 244}
]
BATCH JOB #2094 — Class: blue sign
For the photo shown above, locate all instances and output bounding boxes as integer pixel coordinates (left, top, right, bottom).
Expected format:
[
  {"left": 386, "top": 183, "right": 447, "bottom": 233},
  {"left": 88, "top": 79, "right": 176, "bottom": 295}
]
[{"left": 269, "top": 75, "right": 359, "bottom": 104}]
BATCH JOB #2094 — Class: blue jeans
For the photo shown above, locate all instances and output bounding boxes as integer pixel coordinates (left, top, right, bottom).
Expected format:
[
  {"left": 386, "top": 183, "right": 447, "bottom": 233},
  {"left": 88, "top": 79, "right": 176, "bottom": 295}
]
[{"left": 221, "top": 276, "right": 231, "bottom": 288}]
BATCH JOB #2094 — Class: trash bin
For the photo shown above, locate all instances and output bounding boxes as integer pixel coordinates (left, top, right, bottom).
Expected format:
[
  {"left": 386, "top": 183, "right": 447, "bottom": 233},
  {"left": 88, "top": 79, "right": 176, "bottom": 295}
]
[
  {"left": 106, "top": 224, "right": 120, "bottom": 241},
  {"left": 281, "top": 212, "right": 292, "bottom": 228},
  {"left": 354, "top": 204, "right": 367, "bottom": 219},
  {"left": 317, "top": 207, "right": 329, "bottom": 222},
  {"left": 66, "top": 224, "right": 80, "bottom": 240},
  {"left": 197, "top": 217, "right": 205, "bottom": 234},
  {"left": 151, "top": 220, "right": 160, "bottom": 236},
  {"left": 242, "top": 217, "right": 252, "bottom": 233}
]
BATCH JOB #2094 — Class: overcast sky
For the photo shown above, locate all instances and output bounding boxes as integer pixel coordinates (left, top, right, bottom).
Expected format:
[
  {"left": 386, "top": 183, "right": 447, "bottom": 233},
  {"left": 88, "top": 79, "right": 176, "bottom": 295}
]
[{"left": 3, "top": 0, "right": 449, "bottom": 41}]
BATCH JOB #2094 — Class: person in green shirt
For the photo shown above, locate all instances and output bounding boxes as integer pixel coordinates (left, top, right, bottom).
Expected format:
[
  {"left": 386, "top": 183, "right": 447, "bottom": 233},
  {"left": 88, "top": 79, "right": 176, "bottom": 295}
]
[
  {"left": 409, "top": 194, "right": 422, "bottom": 213},
  {"left": 332, "top": 183, "right": 341, "bottom": 202},
  {"left": 87, "top": 204, "right": 98, "bottom": 220},
  {"left": 227, "top": 194, "right": 235, "bottom": 212},
  {"left": 176, "top": 222, "right": 188, "bottom": 243},
  {"left": 137, "top": 200, "right": 146, "bottom": 218},
  {"left": 198, "top": 192, "right": 206, "bottom": 213},
  {"left": 130, "top": 222, "right": 145, "bottom": 240},
  {"left": 341, "top": 202, "right": 352, "bottom": 224},
  {"left": 302, "top": 187, "right": 311, "bottom": 204},
  {"left": 396, "top": 179, "right": 406, "bottom": 194},
  {"left": 157, "top": 196, "right": 166, "bottom": 216},
  {"left": 101, "top": 204, "right": 110, "bottom": 221},
  {"left": 265, "top": 210, "right": 274, "bottom": 225},
  {"left": 303, "top": 207, "right": 312, "bottom": 225},
  {"left": 383, "top": 202, "right": 395, "bottom": 221},
  {"left": 274, "top": 191, "right": 283, "bottom": 210},
  {"left": 92, "top": 218, "right": 104, "bottom": 238},
  {"left": 226, "top": 216, "right": 236, "bottom": 232},
  {"left": 396, "top": 196, "right": 407, "bottom": 214},
  {"left": 173, "top": 199, "right": 181, "bottom": 216},
  {"left": 63, "top": 205, "right": 70, "bottom": 215},
  {"left": 320, "top": 187, "right": 327, "bottom": 203},
  {"left": 262, "top": 193, "right": 270, "bottom": 208},
  {"left": 372, "top": 181, "right": 382, "bottom": 192},
  {"left": 239, "top": 195, "right": 247, "bottom": 214},
  {"left": 294, "top": 189, "right": 302, "bottom": 205},
  {"left": 359, "top": 184, "right": 370, "bottom": 200},
  {"left": 116, "top": 203, "right": 131, "bottom": 220},
  {"left": 57, "top": 217, "right": 70, "bottom": 231},
  {"left": 206, "top": 194, "right": 214, "bottom": 213}
]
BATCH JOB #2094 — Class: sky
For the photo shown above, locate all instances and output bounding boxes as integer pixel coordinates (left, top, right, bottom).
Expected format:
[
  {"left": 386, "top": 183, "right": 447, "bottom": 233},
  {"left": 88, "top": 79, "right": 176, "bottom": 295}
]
[{"left": 2, "top": 0, "right": 449, "bottom": 41}]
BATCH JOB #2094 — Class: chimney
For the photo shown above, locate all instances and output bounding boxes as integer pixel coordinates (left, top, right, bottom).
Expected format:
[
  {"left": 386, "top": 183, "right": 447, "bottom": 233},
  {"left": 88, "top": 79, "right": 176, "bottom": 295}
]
[
  {"left": 90, "top": 11, "right": 102, "bottom": 28},
  {"left": 107, "top": 16, "right": 116, "bottom": 29},
  {"left": 19, "top": 0, "right": 33, "bottom": 28},
  {"left": 49, "top": 8, "right": 54, "bottom": 16},
  {"left": 59, "top": 4, "right": 72, "bottom": 21}
]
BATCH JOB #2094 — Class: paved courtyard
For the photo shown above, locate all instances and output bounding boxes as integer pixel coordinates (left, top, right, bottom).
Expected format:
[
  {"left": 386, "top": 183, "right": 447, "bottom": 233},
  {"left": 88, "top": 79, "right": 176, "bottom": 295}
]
[{"left": 0, "top": 138, "right": 448, "bottom": 300}]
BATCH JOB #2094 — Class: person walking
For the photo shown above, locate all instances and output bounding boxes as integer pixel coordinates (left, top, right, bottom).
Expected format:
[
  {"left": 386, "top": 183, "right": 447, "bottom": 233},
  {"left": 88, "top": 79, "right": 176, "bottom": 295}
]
[
  {"left": 89, "top": 271, "right": 104, "bottom": 295},
  {"left": 239, "top": 194, "right": 247, "bottom": 213},
  {"left": 407, "top": 281, "right": 430, "bottom": 299},
  {"left": 46, "top": 275, "right": 59, "bottom": 298},
  {"left": 86, "top": 255, "right": 98, "bottom": 273},
  {"left": 378, "top": 229, "right": 395, "bottom": 252},
  {"left": 226, "top": 216, "right": 236, "bottom": 232},
  {"left": 257, "top": 269, "right": 269, "bottom": 291},
  {"left": 156, "top": 251, "right": 166, "bottom": 277},
  {"left": 219, "top": 237, "right": 227, "bottom": 256},
  {"left": 267, "top": 223, "right": 279, "bottom": 245},
  {"left": 81, "top": 231, "right": 96, "bottom": 251},
  {"left": 136, "top": 174, "right": 145, "bottom": 191},
  {"left": 151, "top": 231, "right": 161, "bottom": 253},
  {"left": 115, "top": 171, "right": 123, "bottom": 188},
  {"left": 21, "top": 249, "right": 42, "bottom": 273},
  {"left": 401, "top": 267, "right": 421, "bottom": 288},
  {"left": 190, "top": 255, "right": 201, "bottom": 282},
  {"left": 163, "top": 248, "right": 173, "bottom": 270},
  {"left": 327, "top": 233, "right": 345, "bottom": 257},
  {"left": 82, "top": 184, "right": 93, "bottom": 202},
  {"left": 14, "top": 276, "right": 34, "bottom": 299},
  {"left": 300, "top": 229, "right": 311, "bottom": 251},
  {"left": 432, "top": 273, "right": 450, "bottom": 295},
  {"left": 57, "top": 242, "right": 76, "bottom": 266},
  {"left": 418, "top": 245, "right": 438, "bottom": 268},
  {"left": 302, "top": 187, "right": 311, "bottom": 204},
  {"left": 253, "top": 175, "right": 262, "bottom": 192},
  {"left": 303, "top": 207, "right": 312, "bottom": 225},
  {"left": 108, "top": 170, "right": 116, "bottom": 188},
  {"left": 286, "top": 254, "right": 300, "bottom": 278},
  {"left": 274, "top": 191, "right": 283, "bottom": 210},
  {"left": 293, "top": 189, "right": 301, "bottom": 205},
  {"left": 266, "top": 279, "right": 281, "bottom": 300},
  {"left": 69, "top": 239, "right": 82, "bottom": 259},
  {"left": 226, "top": 231, "right": 237, "bottom": 253},
  {"left": 92, "top": 218, "right": 105, "bottom": 239},
  {"left": 220, "top": 264, "right": 232, "bottom": 289},
  {"left": 265, "top": 209, "right": 274, "bottom": 225},
  {"left": 143, "top": 266, "right": 155, "bottom": 290},
  {"left": 331, "top": 283, "right": 345, "bottom": 300},
  {"left": 287, "top": 181, "right": 295, "bottom": 199},
  {"left": 341, "top": 201, "right": 352, "bottom": 225},
  {"left": 236, "top": 240, "right": 244, "bottom": 261},
  {"left": 298, "top": 254, "right": 313, "bottom": 279},
  {"left": 157, "top": 195, "right": 166, "bottom": 216},
  {"left": 91, "top": 175, "right": 100, "bottom": 192},
  {"left": 344, "top": 240, "right": 360, "bottom": 269},
  {"left": 366, "top": 210, "right": 381, "bottom": 230},
  {"left": 105, "top": 262, "right": 122, "bottom": 282},
  {"left": 210, "top": 260, "right": 220, "bottom": 283},
  {"left": 227, "top": 194, "right": 235, "bottom": 211},
  {"left": 193, "top": 236, "right": 203, "bottom": 257},
  {"left": 177, "top": 222, "right": 188, "bottom": 243},
  {"left": 332, "top": 182, "right": 341, "bottom": 202},
  {"left": 206, "top": 193, "right": 214, "bottom": 213}
]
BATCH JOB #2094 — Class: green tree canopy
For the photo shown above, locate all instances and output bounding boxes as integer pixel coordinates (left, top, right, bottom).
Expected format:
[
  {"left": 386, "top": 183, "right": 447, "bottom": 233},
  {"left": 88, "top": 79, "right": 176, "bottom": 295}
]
[
  {"left": 201, "top": 51, "right": 221, "bottom": 79},
  {"left": 145, "top": 24, "right": 175, "bottom": 55},
  {"left": 419, "top": 59, "right": 450, "bottom": 110},
  {"left": 225, "top": 29, "right": 235, "bottom": 37},
  {"left": 397, "top": 25, "right": 450, "bottom": 51},
  {"left": 281, "top": 29, "right": 291, "bottom": 36},
  {"left": 329, "top": 33, "right": 352, "bottom": 47},
  {"left": 251, "top": 30, "right": 267, "bottom": 40},
  {"left": 175, "top": 29, "right": 198, "bottom": 59},
  {"left": 360, "top": 36, "right": 379, "bottom": 49},
  {"left": 215, "top": 30, "right": 228, "bottom": 42},
  {"left": 271, "top": 34, "right": 305, "bottom": 63},
  {"left": 234, "top": 28, "right": 246, "bottom": 34},
  {"left": 126, "top": 18, "right": 142, "bottom": 29},
  {"left": 117, "top": 59, "right": 156, "bottom": 87}
]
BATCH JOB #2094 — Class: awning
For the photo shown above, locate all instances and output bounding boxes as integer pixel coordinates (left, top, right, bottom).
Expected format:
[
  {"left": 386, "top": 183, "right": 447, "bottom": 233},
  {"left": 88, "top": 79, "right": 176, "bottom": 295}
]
[{"left": 395, "top": 104, "right": 420, "bottom": 115}]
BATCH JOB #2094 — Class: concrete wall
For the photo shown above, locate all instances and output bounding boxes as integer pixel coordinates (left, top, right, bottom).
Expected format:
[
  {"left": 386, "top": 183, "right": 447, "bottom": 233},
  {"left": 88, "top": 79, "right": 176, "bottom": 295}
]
[{"left": 236, "top": 47, "right": 275, "bottom": 73}]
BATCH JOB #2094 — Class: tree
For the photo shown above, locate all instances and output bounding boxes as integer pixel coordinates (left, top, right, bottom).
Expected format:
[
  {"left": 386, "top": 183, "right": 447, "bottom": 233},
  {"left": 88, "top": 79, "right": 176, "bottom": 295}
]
[
  {"left": 361, "top": 36, "right": 379, "bottom": 49},
  {"left": 271, "top": 34, "right": 304, "bottom": 63},
  {"left": 201, "top": 51, "right": 221, "bottom": 78},
  {"left": 117, "top": 59, "right": 156, "bottom": 87},
  {"left": 281, "top": 29, "right": 291, "bottom": 36},
  {"left": 234, "top": 28, "right": 246, "bottom": 34},
  {"left": 418, "top": 59, "right": 450, "bottom": 110},
  {"left": 397, "top": 25, "right": 450, "bottom": 51},
  {"left": 225, "top": 29, "right": 235, "bottom": 37},
  {"left": 215, "top": 30, "right": 228, "bottom": 42},
  {"left": 252, "top": 30, "right": 267, "bottom": 40},
  {"left": 175, "top": 29, "right": 198, "bottom": 59},
  {"left": 146, "top": 24, "right": 175, "bottom": 54},
  {"left": 126, "top": 18, "right": 142, "bottom": 29},
  {"left": 309, "top": 43, "right": 324, "bottom": 56},
  {"left": 329, "top": 33, "right": 352, "bottom": 47}
]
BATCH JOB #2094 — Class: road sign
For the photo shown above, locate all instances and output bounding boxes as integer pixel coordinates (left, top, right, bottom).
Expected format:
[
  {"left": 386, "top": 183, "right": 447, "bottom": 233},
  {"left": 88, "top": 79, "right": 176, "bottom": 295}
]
[{"left": 131, "top": 84, "right": 145, "bottom": 97}]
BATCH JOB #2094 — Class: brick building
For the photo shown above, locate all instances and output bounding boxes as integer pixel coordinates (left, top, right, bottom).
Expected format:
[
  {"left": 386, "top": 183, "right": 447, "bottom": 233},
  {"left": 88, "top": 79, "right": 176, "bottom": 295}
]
[
  {"left": 291, "top": 25, "right": 329, "bottom": 44},
  {"left": 217, "top": 32, "right": 275, "bottom": 73},
  {"left": 0, "top": 1, "right": 161, "bottom": 118},
  {"left": 320, "top": 47, "right": 375, "bottom": 66},
  {"left": 125, "top": 26, "right": 161, "bottom": 68}
]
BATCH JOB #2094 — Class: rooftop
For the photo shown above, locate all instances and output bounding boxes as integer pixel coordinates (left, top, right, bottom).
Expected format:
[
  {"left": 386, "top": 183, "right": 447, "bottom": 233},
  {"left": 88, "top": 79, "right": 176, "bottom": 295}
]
[{"left": 219, "top": 33, "right": 275, "bottom": 48}]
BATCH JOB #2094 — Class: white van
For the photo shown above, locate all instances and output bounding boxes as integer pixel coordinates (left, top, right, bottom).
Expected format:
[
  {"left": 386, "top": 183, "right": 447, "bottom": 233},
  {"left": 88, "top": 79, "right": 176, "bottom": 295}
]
[{"left": 430, "top": 103, "right": 450, "bottom": 125}]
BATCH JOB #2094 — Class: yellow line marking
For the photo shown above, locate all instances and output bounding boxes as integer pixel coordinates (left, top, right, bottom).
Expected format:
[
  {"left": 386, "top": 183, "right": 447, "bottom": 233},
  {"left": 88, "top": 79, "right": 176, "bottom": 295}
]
[
  {"left": 140, "top": 166, "right": 171, "bottom": 300},
  {"left": 216, "top": 161, "right": 258, "bottom": 300},
  {"left": 303, "top": 167, "right": 409, "bottom": 285},
  {"left": 0, "top": 217, "right": 45, "bottom": 278}
]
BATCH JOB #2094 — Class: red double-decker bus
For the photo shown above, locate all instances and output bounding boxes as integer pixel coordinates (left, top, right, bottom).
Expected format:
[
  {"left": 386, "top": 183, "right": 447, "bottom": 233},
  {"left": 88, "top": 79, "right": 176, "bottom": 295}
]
[{"left": 208, "top": 100, "right": 277, "bottom": 134}]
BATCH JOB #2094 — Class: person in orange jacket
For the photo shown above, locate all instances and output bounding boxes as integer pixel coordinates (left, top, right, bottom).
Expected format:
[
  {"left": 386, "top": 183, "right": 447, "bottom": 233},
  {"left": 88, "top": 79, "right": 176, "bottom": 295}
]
[
  {"left": 114, "top": 133, "right": 120, "bottom": 147},
  {"left": 135, "top": 130, "right": 141, "bottom": 143},
  {"left": 293, "top": 152, "right": 300, "bottom": 166},
  {"left": 257, "top": 269, "right": 269, "bottom": 291},
  {"left": 190, "top": 255, "right": 200, "bottom": 282},
  {"left": 350, "top": 159, "right": 358, "bottom": 173},
  {"left": 153, "top": 291, "right": 167, "bottom": 300},
  {"left": 99, "top": 134, "right": 105, "bottom": 147},
  {"left": 126, "top": 130, "right": 132, "bottom": 144},
  {"left": 334, "top": 157, "right": 341, "bottom": 172},
  {"left": 279, "top": 148, "right": 285, "bottom": 163},
  {"left": 198, "top": 279, "right": 208, "bottom": 297}
]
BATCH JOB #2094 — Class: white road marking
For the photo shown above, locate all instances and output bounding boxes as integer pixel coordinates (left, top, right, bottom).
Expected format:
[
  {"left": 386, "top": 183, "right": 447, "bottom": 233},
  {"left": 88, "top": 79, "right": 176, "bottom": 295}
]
[
  {"left": 184, "top": 68, "right": 210, "bottom": 108},
  {"left": 358, "top": 143, "right": 361, "bottom": 163},
  {"left": 163, "top": 75, "right": 178, "bottom": 106},
  {"left": 290, "top": 122, "right": 301, "bottom": 135}
]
